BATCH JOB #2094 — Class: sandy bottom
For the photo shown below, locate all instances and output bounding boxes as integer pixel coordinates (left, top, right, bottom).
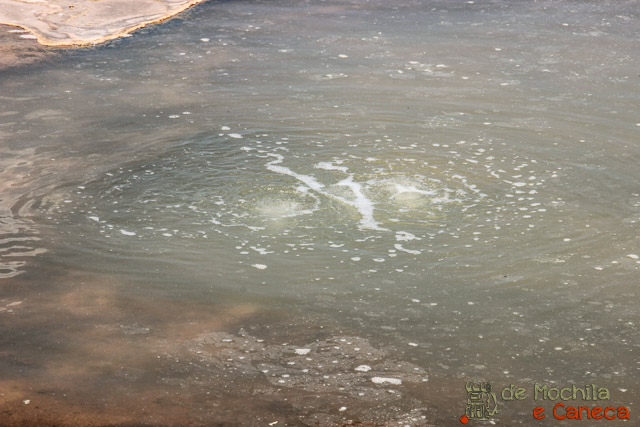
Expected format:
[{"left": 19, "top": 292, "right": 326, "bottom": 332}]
[{"left": 0, "top": 264, "right": 462, "bottom": 426}]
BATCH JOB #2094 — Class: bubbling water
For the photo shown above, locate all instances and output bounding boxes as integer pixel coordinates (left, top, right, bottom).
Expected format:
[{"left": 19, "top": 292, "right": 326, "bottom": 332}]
[
  {"left": 54, "top": 132, "right": 486, "bottom": 269},
  {"left": 2, "top": 0, "right": 639, "bottom": 422},
  {"left": 255, "top": 198, "right": 304, "bottom": 219}
]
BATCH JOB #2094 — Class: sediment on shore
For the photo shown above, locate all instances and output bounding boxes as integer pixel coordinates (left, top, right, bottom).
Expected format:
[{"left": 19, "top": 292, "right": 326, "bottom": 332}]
[
  {"left": 0, "top": 24, "right": 53, "bottom": 71},
  {"left": 0, "top": 0, "right": 208, "bottom": 47}
]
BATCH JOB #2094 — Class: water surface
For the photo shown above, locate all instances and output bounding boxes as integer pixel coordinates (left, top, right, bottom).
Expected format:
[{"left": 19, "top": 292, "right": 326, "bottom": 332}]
[{"left": 1, "top": 0, "right": 638, "bottom": 425}]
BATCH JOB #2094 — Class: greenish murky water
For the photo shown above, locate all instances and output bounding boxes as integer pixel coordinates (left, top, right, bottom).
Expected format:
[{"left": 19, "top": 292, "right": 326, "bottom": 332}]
[{"left": 0, "top": 0, "right": 638, "bottom": 425}]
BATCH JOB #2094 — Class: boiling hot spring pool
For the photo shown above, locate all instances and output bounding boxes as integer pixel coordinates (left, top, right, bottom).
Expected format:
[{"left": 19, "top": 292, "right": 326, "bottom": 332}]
[{"left": 0, "top": 0, "right": 638, "bottom": 425}]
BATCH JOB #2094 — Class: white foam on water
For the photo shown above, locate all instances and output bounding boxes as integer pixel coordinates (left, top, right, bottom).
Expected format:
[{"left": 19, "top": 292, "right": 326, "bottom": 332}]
[
  {"left": 336, "top": 176, "right": 387, "bottom": 231},
  {"left": 395, "top": 231, "right": 420, "bottom": 241},
  {"left": 266, "top": 154, "right": 325, "bottom": 192},
  {"left": 315, "top": 161, "right": 349, "bottom": 173},
  {"left": 267, "top": 154, "right": 387, "bottom": 231},
  {"left": 428, "top": 192, "right": 452, "bottom": 205},
  {"left": 394, "top": 243, "right": 421, "bottom": 255},
  {"left": 450, "top": 174, "right": 485, "bottom": 196},
  {"left": 389, "top": 182, "right": 438, "bottom": 203},
  {"left": 369, "top": 177, "right": 445, "bottom": 207},
  {"left": 120, "top": 229, "right": 136, "bottom": 236}
]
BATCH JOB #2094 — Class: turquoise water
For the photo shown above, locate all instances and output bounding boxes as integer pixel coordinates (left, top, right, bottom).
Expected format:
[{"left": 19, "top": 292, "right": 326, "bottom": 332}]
[{"left": 0, "top": 0, "right": 638, "bottom": 425}]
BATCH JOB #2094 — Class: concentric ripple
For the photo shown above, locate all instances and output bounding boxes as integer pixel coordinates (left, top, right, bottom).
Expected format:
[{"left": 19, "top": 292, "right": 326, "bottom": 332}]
[{"left": 43, "top": 133, "right": 492, "bottom": 270}]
